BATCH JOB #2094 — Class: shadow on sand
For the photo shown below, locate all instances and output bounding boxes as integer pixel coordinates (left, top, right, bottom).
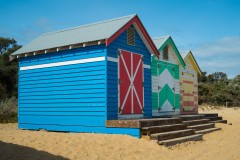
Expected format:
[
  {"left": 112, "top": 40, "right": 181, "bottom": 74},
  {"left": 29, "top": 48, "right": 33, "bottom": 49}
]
[{"left": 0, "top": 141, "right": 69, "bottom": 160}]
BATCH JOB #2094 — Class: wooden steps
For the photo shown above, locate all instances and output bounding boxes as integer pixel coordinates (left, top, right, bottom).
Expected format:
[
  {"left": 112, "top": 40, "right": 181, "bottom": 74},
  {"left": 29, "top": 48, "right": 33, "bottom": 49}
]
[
  {"left": 181, "top": 115, "right": 221, "bottom": 135},
  {"left": 150, "top": 129, "right": 195, "bottom": 141},
  {"left": 212, "top": 120, "right": 227, "bottom": 124},
  {"left": 158, "top": 134, "right": 203, "bottom": 147},
  {"left": 179, "top": 115, "right": 205, "bottom": 121},
  {"left": 140, "top": 114, "right": 223, "bottom": 146},
  {"left": 205, "top": 116, "right": 223, "bottom": 121},
  {"left": 141, "top": 124, "right": 186, "bottom": 135},
  {"left": 187, "top": 123, "right": 215, "bottom": 131},
  {"left": 107, "top": 113, "right": 227, "bottom": 147},
  {"left": 182, "top": 119, "right": 210, "bottom": 126},
  {"left": 141, "top": 118, "right": 203, "bottom": 146},
  {"left": 199, "top": 113, "right": 228, "bottom": 124},
  {"left": 139, "top": 118, "right": 182, "bottom": 128},
  {"left": 195, "top": 127, "right": 221, "bottom": 134}
]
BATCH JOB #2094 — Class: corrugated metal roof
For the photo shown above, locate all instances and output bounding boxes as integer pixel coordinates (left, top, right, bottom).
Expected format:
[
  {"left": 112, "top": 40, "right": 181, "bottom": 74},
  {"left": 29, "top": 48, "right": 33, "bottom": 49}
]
[
  {"left": 12, "top": 14, "right": 136, "bottom": 56},
  {"left": 152, "top": 36, "right": 170, "bottom": 49}
]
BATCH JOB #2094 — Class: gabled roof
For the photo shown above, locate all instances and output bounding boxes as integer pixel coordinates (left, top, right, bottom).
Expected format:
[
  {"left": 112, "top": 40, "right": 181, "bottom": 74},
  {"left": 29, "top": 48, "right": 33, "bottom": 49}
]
[
  {"left": 152, "top": 36, "right": 186, "bottom": 67},
  {"left": 11, "top": 14, "right": 159, "bottom": 60},
  {"left": 180, "top": 51, "right": 202, "bottom": 75}
]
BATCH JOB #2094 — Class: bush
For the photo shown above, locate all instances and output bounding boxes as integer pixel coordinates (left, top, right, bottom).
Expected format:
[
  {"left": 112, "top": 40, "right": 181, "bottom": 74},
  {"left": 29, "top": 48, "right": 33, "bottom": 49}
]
[{"left": 0, "top": 96, "right": 18, "bottom": 123}]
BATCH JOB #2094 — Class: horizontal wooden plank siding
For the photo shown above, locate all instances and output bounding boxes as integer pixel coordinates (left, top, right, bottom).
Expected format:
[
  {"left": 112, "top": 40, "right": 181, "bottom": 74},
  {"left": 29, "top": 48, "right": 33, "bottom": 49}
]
[
  {"left": 18, "top": 45, "right": 108, "bottom": 130},
  {"left": 106, "top": 25, "right": 152, "bottom": 120},
  {"left": 18, "top": 44, "right": 141, "bottom": 137}
]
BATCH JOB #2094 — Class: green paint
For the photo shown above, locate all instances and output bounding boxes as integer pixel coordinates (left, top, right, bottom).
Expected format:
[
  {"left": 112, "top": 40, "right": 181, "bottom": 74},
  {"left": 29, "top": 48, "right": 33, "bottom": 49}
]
[
  {"left": 159, "top": 84, "right": 174, "bottom": 107},
  {"left": 175, "top": 94, "right": 180, "bottom": 109},
  {"left": 151, "top": 56, "right": 179, "bottom": 79},
  {"left": 152, "top": 84, "right": 180, "bottom": 110},
  {"left": 152, "top": 92, "right": 159, "bottom": 110},
  {"left": 158, "top": 37, "right": 186, "bottom": 68}
]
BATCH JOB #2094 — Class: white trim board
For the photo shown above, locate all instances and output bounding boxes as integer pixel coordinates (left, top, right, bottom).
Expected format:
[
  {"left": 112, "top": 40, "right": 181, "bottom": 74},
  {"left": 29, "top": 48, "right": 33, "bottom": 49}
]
[
  {"left": 20, "top": 56, "right": 105, "bottom": 71},
  {"left": 107, "top": 56, "right": 151, "bottom": 69}
]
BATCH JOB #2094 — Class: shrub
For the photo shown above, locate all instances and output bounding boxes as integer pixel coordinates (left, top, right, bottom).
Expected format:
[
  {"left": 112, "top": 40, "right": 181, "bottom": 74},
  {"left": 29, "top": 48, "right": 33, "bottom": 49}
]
[{"left": 0, "top": 96, "right": 18, "bottom": 123}]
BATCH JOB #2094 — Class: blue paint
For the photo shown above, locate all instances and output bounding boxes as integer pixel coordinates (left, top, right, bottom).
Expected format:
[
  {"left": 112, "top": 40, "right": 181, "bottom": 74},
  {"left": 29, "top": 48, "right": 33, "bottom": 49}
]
[
  {"left": 18, "top": 25, "right": 154, "bottom": 138},
  {"left": 106, "top": 25, "right": 152, "bottom": 120}
]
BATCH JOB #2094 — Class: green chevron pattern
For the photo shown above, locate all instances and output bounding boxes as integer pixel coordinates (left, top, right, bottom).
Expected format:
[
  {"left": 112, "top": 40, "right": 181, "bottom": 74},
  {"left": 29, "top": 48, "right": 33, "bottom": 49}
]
[{"left": 151, "top": 55, "right": 180, "bottom": 112}]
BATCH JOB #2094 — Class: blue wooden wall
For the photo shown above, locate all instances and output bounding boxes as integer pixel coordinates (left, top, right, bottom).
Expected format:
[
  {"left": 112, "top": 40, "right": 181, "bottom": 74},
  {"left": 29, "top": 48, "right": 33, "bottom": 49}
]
[
  {"left": 106, "top": 25, "right": 152, "bottom": 120},
  {"left": 18, "top": 45, "right": 140, "bottom": 138}
]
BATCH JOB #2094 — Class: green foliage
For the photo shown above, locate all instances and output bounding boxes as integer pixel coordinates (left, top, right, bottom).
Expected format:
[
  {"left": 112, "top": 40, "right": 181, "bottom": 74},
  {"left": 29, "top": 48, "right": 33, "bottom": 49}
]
[
  {"left": 0, "top": 37, "right": 21, "bottom": 123},
  {"left": 198, "top": 72, "right": 240, "bottom": 106},
  {"left": 0, "top": 37, "right": 21, "bottom": 101},
  {"left": 0, "top": 96, "right": 18, "bottom": 123}
]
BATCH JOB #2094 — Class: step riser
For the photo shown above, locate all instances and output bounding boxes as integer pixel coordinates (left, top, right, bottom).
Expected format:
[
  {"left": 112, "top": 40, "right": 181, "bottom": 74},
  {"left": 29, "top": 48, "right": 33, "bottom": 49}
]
[
  {"left": 183, "top": 119, "right": 209, "bottom": 126},
  {"left": 140, "top": 119, "right": 182, "bottom": 128},
  {"left": 200, "top": 114, "right": 219, "bottom": 117},
  {"left": 195, "top": 128, "right": 221, "bottom": 134},
  {"left": 187, "top": 124, "right": 215, "bottom": 131},
  {"left": 180, "top": 116, "right": 205, "bottom": 121},
  {"left": 151, "top": 130, "right": 194, "bottom": 141},
  {"left": 158, "top": 134, "right": 203, "bottom": 146},
  {"left": 148, "top": 125, "right": 187, "bottom": 135},
  {"left": 213, "top": 120, "right": 227, "bottom": 124},
  {"left": 207, "top": 117, "right": 223, "bottom": 121}
]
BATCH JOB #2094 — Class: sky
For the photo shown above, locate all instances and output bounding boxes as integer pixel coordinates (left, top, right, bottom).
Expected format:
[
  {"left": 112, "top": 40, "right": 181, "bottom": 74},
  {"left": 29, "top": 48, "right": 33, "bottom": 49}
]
[{"left": 0, "top": 0, "right": 239, "bottom": 78}]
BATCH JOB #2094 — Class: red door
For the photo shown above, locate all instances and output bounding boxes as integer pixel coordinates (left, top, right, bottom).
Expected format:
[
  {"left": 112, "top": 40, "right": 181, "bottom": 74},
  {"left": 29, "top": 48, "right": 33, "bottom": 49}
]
[{"left": 118, "top": 50, "right": 144, "bottom": 115}]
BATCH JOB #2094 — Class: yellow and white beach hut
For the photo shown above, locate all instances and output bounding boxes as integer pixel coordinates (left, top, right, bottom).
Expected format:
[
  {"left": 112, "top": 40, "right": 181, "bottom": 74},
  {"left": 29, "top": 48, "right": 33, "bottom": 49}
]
[{"left": 179, "top": 51, "right": 201, "bottom": 115}]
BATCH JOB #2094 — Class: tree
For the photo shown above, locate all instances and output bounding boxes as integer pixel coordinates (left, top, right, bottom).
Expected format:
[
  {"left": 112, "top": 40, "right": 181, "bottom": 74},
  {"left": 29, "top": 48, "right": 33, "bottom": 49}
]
[
  {"left": 210, "top": 72, "right": 228, "bottom": 82},
  {"left": 0, "top": 37, "right": 21, "bottom": 101},
  {"left": 0, "top": 37, "right": 17, "bottom": 55}
]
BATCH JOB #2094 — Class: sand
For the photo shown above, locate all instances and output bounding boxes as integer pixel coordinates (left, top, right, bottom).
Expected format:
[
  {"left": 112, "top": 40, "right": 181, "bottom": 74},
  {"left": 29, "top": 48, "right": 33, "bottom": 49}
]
[{"left": 0, "top": 107, "right": 240, "bottom": 160}]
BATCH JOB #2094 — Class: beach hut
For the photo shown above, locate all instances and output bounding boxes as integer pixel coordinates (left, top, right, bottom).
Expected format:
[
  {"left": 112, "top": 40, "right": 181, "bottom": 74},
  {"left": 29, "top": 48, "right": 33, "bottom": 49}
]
[
  {"left": 11, "top": 14, "right": 159, "bottom": 137},
  {"left": 179, "top": 51, "right": 201, "bottom": 114},
  {"left": 151, "top": 36, "right": 186, "bottom": 116}
]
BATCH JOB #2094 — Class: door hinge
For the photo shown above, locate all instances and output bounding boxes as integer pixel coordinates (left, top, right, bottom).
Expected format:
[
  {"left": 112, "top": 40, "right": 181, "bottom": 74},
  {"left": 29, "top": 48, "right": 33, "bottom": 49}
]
[
  {"left": 142, "top": 82, "right": 144, "bottom": 87},
  {"left": 172, "top": 87, "right": 175, "bottom": 91},
  {"left": 141, "top": 56, "right": 144, "bottom": 61},
  {"left": 118, "top": 79, "right": 123, "bottom": 84},
  {"left": 158, "top": 86, "right": 161, "bottom": 90}
]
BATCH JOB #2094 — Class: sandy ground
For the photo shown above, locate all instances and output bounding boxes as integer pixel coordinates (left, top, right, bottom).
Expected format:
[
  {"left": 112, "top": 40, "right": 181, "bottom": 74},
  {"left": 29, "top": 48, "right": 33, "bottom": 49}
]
[{"left": 0, "top": 107, "right": 240, "bottom": 160}]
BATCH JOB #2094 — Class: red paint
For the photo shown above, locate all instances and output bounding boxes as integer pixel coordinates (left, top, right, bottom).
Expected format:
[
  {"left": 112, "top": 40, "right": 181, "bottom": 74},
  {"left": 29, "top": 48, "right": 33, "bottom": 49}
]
[
  {"left": 183, "top": 93, "right": 194, "bottom": 97},
  {"left": 183, "top": 80, "right": 194, "bottom": 84},
  {"left": 106, "top": 16, "right": 159, "bottom": 59},
  {"left": 183, "top": 101, "right": 194, "bottom": 106},
  {"left": 119, "top": 50, "right": 143, "bottom": 114}
]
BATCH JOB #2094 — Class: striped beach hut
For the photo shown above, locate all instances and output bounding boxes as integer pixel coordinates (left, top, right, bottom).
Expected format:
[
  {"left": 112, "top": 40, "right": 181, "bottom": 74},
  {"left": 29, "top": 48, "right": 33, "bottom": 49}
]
[
  {"left": 179, "top": 51, "right": 201, "bottom": 114},
  {"left": 11, "top": 14, "right": 159, "bottom": 137},
  {"left": 151, "top": 36, "right": 186, "bottom": 116}
]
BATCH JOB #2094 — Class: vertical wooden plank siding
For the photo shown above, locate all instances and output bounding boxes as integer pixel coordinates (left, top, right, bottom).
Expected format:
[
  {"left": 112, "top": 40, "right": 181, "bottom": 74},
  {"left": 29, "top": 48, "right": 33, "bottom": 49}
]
[
  {"left": 179, "top": 57, "right": 198, "bottom": 114},
  {"left": 151, "top": 45, "right": 180, "bottom": 116},
  {"left": 18, "top": 45, "right": 140, "bottom": 137},
  {"left": 106, "top": 25, "right": 152, "bottom": 120}
]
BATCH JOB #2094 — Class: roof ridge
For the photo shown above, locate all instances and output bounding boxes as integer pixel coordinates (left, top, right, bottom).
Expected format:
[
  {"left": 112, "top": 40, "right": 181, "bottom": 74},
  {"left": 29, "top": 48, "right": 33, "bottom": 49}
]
[
  {"left": 180, "top": 50, "right": 190, "bottom": 53},
  {"left": 42, "top": 14, "right": 136, "bottom": 36},
  {"left": 152, "top": 36, "right": 170, "bottom": 40}
]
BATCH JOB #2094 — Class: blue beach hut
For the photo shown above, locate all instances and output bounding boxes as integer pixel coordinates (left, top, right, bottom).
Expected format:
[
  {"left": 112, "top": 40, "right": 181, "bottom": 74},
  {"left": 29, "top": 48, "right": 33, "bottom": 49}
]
[{"left": 11, "top": 14, "right": 159, "bottom": 138}]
